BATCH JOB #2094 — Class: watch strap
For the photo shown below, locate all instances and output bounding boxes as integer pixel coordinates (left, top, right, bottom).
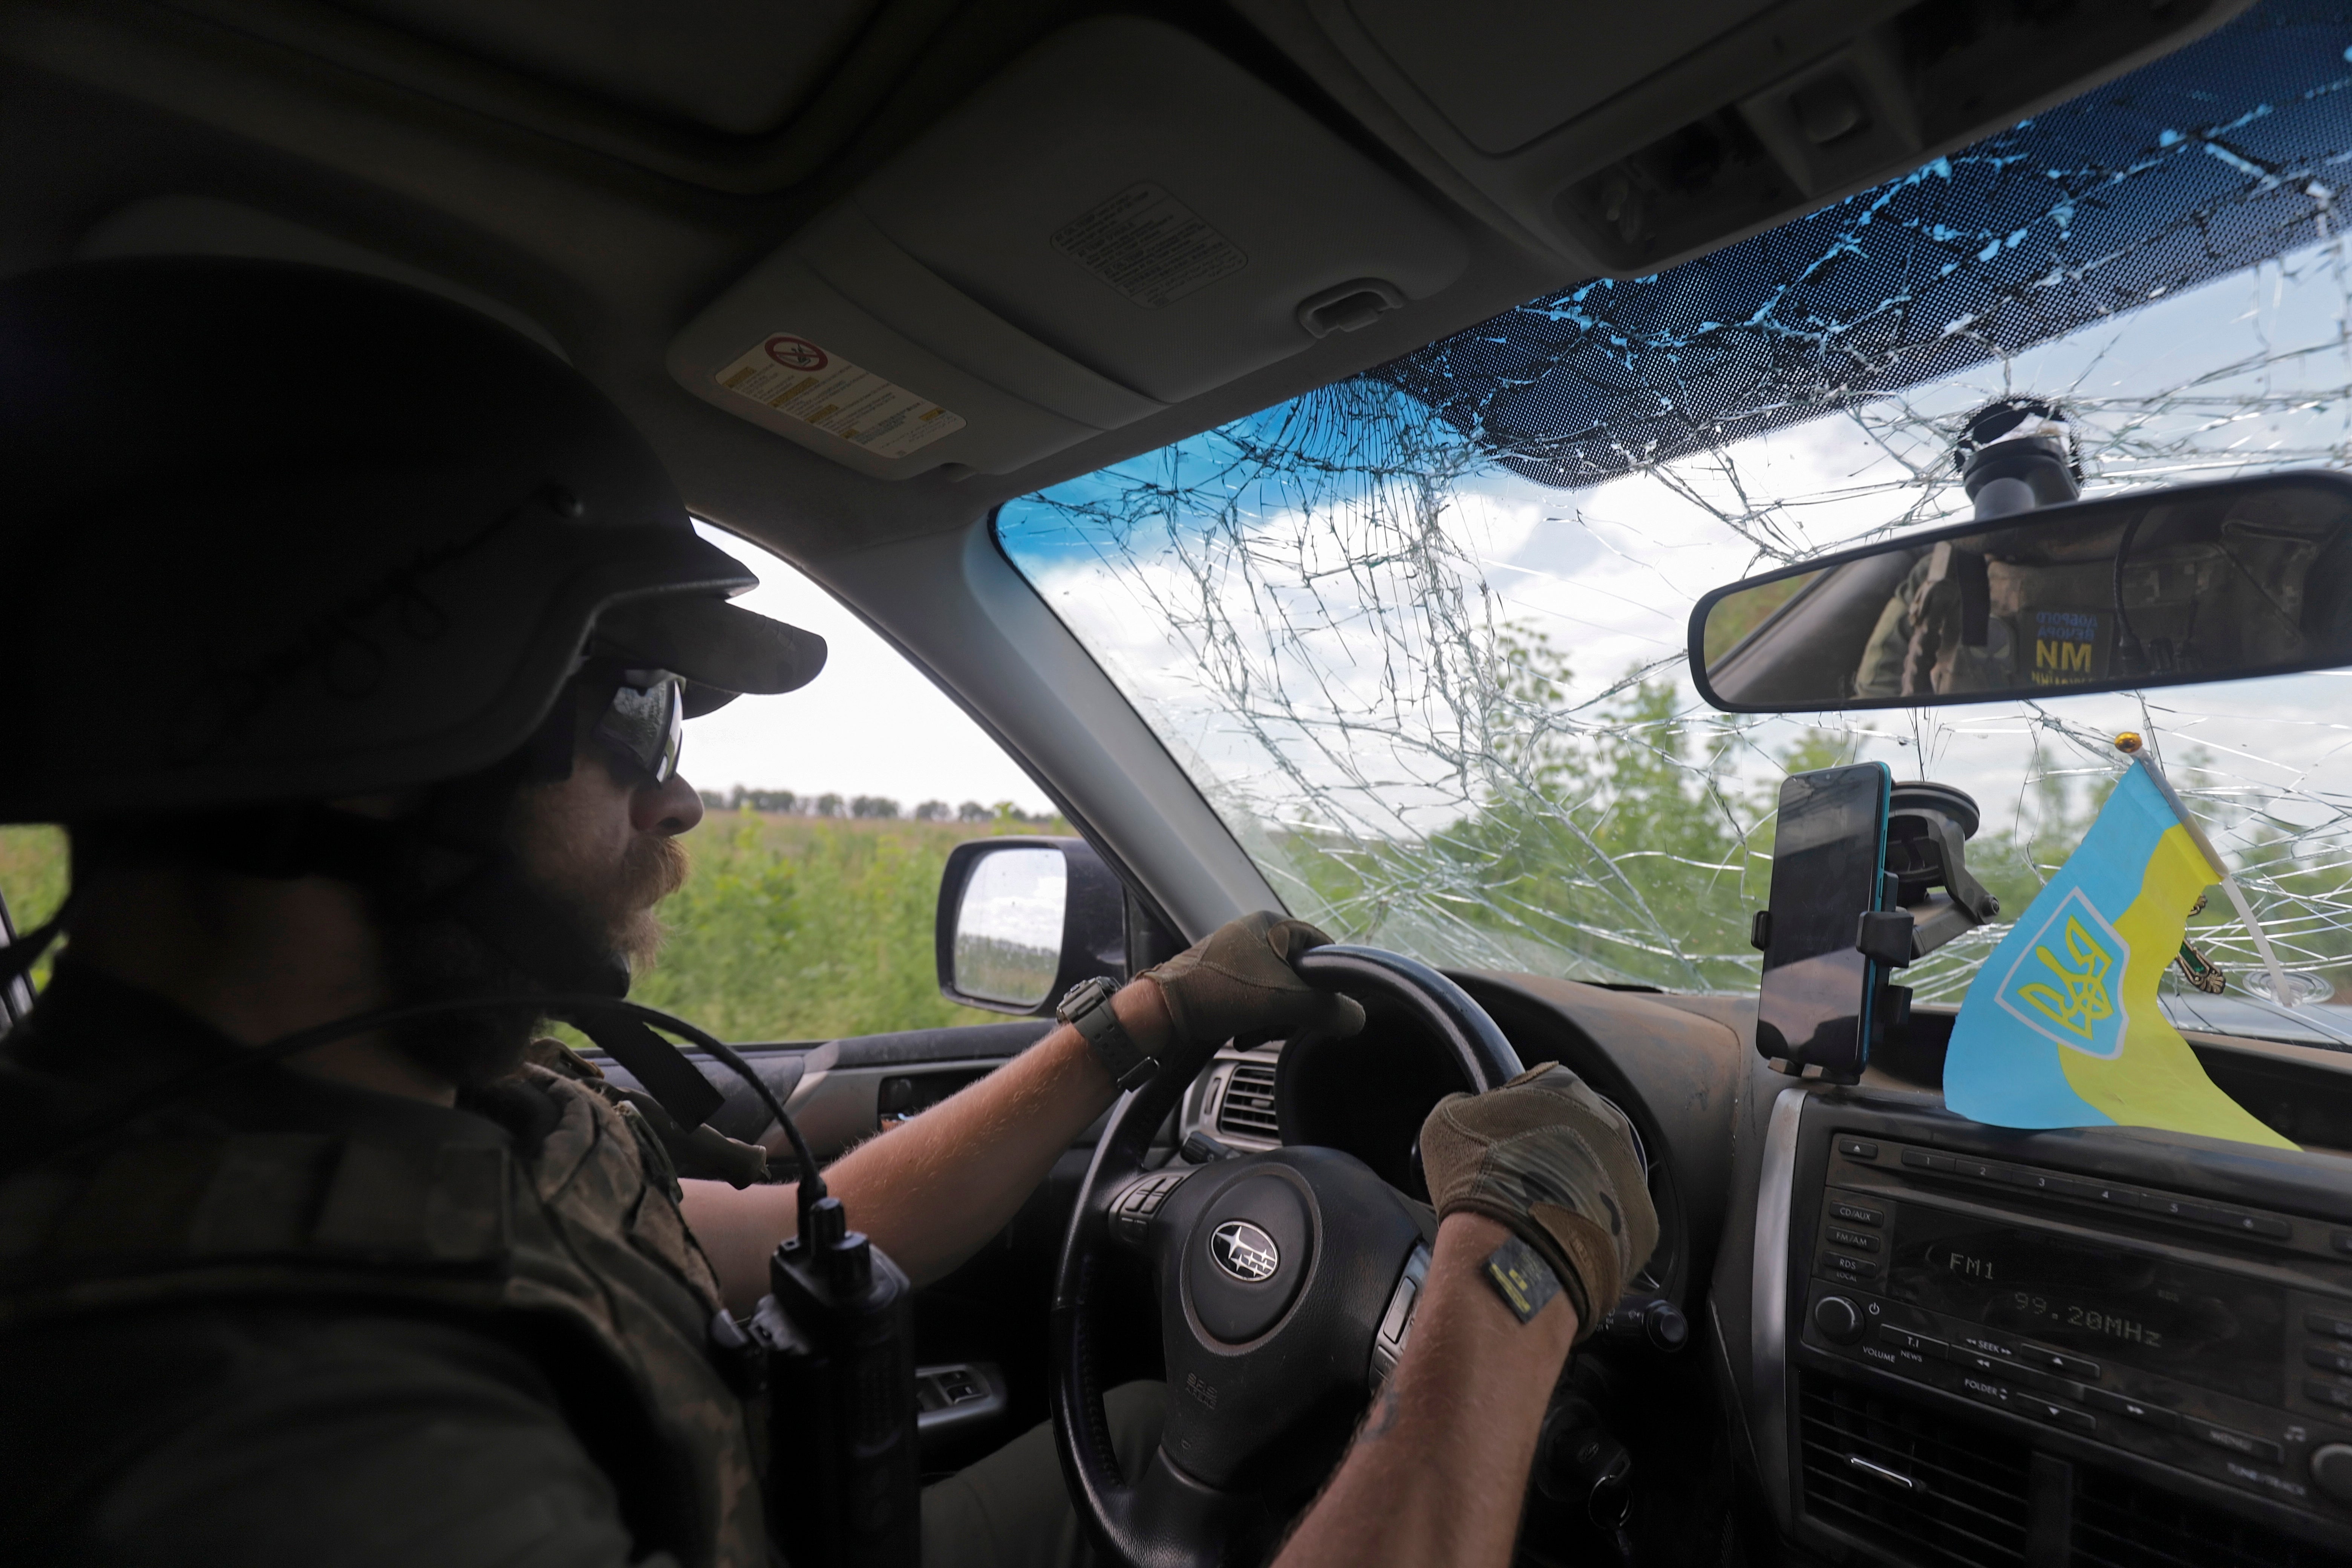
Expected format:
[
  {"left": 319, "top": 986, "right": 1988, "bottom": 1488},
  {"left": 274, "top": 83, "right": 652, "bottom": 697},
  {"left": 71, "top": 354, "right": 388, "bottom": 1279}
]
[{"left": 1063, "top": 980, "right": 1159, "bottom": 1092}]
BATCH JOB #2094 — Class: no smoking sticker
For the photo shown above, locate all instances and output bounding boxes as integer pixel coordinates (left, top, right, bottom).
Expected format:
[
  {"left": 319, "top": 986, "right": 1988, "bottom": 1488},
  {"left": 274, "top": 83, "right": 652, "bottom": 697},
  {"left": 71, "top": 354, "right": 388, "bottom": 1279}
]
[
  {"left": 761, "top": 335, "right": 829, "bottom": 373},
  {"left": 716, "top": 333, "right": 965, "bottom": 460}
]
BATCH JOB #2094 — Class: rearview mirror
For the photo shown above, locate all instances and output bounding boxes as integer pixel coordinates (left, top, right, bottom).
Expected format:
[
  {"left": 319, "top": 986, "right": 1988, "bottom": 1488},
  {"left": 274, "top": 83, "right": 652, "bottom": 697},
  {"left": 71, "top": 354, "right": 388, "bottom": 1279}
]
[
  {"left": 934, "top": 836, "right": 1135, "bottom": 1015},
  {"left": 1690, "top": 471, "right": 2352, "bottom": 712}
]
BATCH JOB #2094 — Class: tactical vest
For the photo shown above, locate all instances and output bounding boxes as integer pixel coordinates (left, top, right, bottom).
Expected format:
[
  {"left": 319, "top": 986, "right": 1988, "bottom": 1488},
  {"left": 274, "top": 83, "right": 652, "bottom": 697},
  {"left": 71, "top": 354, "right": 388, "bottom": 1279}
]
[{"left": 0, "top": 1061, "right": 771, "bottom": 1568}]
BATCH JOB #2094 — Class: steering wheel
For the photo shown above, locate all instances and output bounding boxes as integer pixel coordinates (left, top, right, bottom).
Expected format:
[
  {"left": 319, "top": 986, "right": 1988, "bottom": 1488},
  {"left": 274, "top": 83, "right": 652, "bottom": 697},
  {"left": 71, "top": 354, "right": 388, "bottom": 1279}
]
[{"left": 1049, "top": 945, "right": 1524, "bottom": 1568}]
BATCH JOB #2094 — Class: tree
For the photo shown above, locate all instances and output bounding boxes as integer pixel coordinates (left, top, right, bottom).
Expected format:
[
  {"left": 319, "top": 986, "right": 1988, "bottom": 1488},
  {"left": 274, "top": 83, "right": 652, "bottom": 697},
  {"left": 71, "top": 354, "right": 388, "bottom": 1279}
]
[
  {"left": 957, "top": 801, "right": 990, "bottom": 822},
  {"left": 850, "top": 795, "right": 901, "bottom": 819},
  {"left": 815, "top": 793, "right": 844, "bottom": 818},
  {"left": 914, "top": 800, "right": 950, "bottom": 821}
]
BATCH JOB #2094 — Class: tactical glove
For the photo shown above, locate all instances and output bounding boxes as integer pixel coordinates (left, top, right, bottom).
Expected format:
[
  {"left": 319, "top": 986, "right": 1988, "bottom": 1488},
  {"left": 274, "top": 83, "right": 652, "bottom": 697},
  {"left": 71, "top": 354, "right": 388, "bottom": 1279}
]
[
  {"left": 1143, "top": 911, "right": 1367, "bottom": 1059},
  {"left": 1418, "top": 1063, "right": 1658, "bottom": 1337}
]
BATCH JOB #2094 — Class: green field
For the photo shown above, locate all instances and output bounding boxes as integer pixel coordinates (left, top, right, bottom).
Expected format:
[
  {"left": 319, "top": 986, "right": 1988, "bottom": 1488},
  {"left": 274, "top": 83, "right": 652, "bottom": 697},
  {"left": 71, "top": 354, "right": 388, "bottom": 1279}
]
[{"left": 0, "top": 812, "right": 1060, "bottom": 1043}]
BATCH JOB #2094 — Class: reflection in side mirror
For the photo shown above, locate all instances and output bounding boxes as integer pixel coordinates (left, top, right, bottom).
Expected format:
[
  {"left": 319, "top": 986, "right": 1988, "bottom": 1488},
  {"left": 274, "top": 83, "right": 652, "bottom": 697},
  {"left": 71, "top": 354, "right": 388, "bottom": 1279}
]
[
  {"left": 952, "top": 848, "right": 1066, "bottom": 1008},
  {"left": 933, "top": 836, "right": 1141, "bottom": 1015},
  {"left": 1690, "top": 471, "right": 2352, "bottom": 713}
]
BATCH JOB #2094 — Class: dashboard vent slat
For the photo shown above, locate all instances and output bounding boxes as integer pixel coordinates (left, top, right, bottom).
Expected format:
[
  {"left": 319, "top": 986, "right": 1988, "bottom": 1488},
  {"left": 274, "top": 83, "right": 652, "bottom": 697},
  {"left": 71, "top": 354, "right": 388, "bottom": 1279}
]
[
  {"left": 1798, "top": 1378, "right": 2030, "bottom": 1568},
  {"left": 1216, "top": 1061, "right": 1279, "bottom": 1141},
  {"left": 2072, "top": 1462, "right": 2352, "bottom": 1568}
]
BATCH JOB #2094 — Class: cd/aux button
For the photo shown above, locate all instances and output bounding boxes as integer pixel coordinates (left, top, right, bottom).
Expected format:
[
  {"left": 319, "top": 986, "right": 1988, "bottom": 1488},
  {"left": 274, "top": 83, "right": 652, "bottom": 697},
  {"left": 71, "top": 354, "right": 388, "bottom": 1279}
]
[{"left": 1827, "top": 1197, "right": 1884, "bottom": 1228}]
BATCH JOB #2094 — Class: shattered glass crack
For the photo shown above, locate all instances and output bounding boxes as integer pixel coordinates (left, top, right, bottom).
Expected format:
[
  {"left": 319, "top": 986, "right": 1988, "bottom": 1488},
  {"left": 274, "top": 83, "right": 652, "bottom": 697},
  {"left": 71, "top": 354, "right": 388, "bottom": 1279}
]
[{"left": 998, "top": 4, "right": 2352, "bottom": 1049}]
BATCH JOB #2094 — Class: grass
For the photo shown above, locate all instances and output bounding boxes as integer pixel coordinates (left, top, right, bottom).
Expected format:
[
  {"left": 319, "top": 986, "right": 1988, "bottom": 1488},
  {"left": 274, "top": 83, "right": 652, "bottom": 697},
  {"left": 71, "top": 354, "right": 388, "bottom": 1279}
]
[{"left": 0, "top": 811, "right": 1065, "bottom": 1043}]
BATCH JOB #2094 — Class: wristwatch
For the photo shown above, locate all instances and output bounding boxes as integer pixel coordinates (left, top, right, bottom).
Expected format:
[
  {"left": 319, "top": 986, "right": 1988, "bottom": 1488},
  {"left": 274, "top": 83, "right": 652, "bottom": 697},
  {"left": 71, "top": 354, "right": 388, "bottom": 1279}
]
[{"left": 1057, "top": 975, "right": 1161, "bottom": 1092}]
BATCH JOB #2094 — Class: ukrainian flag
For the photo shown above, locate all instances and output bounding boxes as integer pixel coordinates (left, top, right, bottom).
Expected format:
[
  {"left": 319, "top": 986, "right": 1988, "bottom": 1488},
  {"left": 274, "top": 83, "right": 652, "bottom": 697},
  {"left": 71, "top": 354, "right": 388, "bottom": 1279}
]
[{"left": 1944, "top": 760, "right": 2296, "bottom": 1149}]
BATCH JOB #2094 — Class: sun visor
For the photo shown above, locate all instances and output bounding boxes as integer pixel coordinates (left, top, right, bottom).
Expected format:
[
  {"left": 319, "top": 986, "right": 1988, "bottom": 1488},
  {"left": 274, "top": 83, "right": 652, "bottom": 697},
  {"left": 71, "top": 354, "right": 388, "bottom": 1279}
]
[{"left": 667, "top": 16, "right": 1469, "bottom": 479}]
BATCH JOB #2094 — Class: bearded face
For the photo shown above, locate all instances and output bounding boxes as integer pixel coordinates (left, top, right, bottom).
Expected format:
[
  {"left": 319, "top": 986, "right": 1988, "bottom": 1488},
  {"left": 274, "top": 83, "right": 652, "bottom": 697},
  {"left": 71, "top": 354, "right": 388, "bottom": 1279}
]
[
  {"left": 377, "top": 738, "right": 693, "bottom": 1091},
  {"left": 507, "top": 756, "right": 691, "bottom": 971}
]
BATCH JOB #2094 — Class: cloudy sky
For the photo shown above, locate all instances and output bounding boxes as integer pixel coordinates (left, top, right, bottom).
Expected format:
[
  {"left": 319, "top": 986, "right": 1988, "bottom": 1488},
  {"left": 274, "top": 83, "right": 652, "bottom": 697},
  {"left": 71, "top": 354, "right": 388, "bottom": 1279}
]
[{"left": 678, "top": 525, "right": 1058, "bottom": 814}]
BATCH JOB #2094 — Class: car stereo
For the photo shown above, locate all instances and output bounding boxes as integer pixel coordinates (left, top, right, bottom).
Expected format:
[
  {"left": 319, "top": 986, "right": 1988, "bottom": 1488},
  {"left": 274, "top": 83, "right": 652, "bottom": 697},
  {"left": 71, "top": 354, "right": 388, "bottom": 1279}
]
[{"left": 1772, "top": 1100, "right": 2352, "bottom": 1558}]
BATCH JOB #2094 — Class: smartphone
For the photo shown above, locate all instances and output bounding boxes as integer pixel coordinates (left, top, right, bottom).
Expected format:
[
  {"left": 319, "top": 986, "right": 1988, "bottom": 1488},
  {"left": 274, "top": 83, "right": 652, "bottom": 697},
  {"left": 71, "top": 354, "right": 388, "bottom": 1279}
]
[{"left": 1755, "top": 762, "right": 1892, "bottom": 1075}]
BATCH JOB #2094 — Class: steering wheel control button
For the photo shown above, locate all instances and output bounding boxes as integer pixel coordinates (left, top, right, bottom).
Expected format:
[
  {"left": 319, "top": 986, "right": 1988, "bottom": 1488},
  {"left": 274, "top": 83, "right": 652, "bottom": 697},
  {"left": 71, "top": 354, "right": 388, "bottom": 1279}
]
[
  {"left": 1185, "top": 1175, "right": 1312, "bottom": 1343},
  {"left": 1110, "top": 1170, "right": 1192, "bottom": 1244},
  {"left": 1835, "top": 1137, "right": 1880, "bottom": 1160},
  {"left": 1370, "top": 1243, "right": 1433, "bottom": 1389},
  {"left": 1812, "top": 1296, "right": 1865, "bottom": 1345},
  {"left": 1378, "top": 1276, "right": 1418, "bottom": 1344}
]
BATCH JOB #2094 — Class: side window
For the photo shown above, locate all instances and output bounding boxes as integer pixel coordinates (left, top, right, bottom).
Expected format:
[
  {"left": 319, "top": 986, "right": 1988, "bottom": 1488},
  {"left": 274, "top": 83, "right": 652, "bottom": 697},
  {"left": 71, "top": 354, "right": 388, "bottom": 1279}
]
[
  {"left": 632, "top": 525, "right": 1067, "bottom": 1041},
  {"left": 0, "top": 824, "right": 64, "bottom": 1029},
  {"left": 0, "top": 527, "right": 1064, "bottom": 1044}
]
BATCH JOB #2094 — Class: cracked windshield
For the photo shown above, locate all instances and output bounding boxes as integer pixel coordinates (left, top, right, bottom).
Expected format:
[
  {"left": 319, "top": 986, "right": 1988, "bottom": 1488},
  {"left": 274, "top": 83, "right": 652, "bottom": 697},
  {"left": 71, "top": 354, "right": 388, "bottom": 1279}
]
[{"left": 998, "top": 3, "right": 2352, "bottom": 1049}]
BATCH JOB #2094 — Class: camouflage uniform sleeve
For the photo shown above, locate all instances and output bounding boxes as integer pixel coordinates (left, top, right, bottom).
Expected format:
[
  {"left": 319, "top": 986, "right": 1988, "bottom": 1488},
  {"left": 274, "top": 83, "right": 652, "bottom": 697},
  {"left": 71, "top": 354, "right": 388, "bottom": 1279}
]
[{"left": 0, "top": 1306, "right": 678, "bottom": 1568}]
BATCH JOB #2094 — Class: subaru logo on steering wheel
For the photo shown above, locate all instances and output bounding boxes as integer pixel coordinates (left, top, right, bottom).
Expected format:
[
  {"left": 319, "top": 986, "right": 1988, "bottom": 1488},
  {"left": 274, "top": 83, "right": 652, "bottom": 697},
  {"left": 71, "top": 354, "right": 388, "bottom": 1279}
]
[{"left": 1210, "top": 1219, "right": 1280, "bottom": 1282}]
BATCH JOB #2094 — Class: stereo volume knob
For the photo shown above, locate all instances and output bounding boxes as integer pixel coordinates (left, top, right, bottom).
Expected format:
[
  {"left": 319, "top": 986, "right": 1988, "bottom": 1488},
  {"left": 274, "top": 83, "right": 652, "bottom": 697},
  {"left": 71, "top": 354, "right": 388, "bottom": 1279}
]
[
  {"left": 1813, "top": 1295, "right": 1865, "bottom": 1345},
  {"left": 2313, "top": 1443, "right": 2352, "bottom": 1507}
]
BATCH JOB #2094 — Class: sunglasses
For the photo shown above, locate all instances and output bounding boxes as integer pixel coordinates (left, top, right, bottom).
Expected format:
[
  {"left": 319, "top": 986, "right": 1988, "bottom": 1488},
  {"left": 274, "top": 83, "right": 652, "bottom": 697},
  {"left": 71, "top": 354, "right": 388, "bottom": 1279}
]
[{"left": 593, "top": 669, "right": 685, "bottom": 785}]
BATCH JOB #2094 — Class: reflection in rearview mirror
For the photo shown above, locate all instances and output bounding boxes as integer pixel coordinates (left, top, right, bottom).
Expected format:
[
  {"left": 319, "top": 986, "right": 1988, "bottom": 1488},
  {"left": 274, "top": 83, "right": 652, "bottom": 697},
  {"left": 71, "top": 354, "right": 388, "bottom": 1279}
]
[
  {"left": 952, "top": 847, "right": 1067, "bottom": 1008},
  {"left": 1692, "top": 472, "right": 2352, "bottom": 713}
]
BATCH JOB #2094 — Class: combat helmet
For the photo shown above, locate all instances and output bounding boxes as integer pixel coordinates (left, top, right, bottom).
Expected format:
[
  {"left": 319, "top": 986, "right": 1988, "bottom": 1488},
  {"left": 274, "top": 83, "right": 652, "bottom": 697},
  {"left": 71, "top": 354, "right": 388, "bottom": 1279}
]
[
  {"left": 0, "top": 256, "right": 823, "bottom": 825},
  {"left": 0, "top": 257, "right": 825, "bottom": 1000}
]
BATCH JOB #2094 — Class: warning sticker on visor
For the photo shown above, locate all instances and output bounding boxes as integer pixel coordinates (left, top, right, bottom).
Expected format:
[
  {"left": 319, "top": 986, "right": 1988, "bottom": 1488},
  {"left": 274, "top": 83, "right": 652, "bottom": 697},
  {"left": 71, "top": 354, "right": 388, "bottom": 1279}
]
[{"left": 716, "top": 334, "right": 966, "bottom": 459}]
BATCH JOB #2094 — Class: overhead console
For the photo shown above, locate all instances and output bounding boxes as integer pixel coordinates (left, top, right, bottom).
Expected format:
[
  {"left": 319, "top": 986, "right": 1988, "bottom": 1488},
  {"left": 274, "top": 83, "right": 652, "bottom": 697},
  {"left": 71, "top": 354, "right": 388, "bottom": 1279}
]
[
  {"left": 1283, "top": 0, "right": 2253, "bottom": 274},
  {"left": 668, "top": 17, "right": 1468, "bottom": 479}
]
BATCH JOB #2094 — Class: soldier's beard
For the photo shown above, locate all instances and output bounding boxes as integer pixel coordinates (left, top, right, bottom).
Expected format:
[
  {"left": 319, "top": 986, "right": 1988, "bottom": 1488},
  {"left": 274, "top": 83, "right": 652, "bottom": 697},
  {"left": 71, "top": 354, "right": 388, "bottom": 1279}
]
[{"left": 377, "top": 802, "right": 691, "bottom": 1092}]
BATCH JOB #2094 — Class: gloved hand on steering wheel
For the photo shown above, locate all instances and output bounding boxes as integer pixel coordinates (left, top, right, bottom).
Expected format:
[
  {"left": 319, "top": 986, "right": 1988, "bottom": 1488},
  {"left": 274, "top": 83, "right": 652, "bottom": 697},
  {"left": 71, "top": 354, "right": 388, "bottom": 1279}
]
[
  {"left": 1418, "top": 1064, "right": 1659, "bottom": 1338},
  {"left": 1142, "top": 910, "right": 1367, "bottom": 1075}
]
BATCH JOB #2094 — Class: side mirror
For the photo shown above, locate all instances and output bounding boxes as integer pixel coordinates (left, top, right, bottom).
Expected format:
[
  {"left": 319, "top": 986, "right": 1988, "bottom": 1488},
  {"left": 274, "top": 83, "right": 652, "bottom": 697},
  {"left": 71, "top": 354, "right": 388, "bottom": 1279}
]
[
  {"left": 934, "top": 837, "right": 1137, "bottom": 1015},
  {"left": 1690, "top": 470, "right": 2352, "bottom": 712}
]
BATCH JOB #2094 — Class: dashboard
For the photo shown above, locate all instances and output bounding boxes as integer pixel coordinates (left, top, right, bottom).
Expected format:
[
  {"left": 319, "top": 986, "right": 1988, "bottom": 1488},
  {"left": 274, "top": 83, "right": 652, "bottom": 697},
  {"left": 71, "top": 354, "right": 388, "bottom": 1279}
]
[
  {"left": 1179, "top": 971, "right": 2352, "bottom": 1565},
  {"left": 635, "top": 960, "right": 2352, "bottom": 1564}
]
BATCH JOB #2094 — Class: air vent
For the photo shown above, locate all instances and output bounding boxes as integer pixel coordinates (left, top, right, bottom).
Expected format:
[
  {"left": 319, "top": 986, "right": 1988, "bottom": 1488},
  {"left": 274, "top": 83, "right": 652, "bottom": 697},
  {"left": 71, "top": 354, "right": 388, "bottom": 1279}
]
[
  {"left": 2073, "top": 1463, "right": 2352, "bottom": 1568},
  {"left": 1216, "top": 1061, "right": 1280, "bottom": 1141},
  {"left": 1798, "top": 1377, "right": 2030, "bottom": 1568}
]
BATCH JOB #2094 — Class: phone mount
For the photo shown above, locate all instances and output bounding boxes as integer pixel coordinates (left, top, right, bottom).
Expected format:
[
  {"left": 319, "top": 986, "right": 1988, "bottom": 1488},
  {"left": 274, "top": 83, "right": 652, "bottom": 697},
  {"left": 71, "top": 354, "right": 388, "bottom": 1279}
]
[
  {"left": 1885, "top": 782, "right": 2001, "bottom": 956},
  {"left": 1857, "top": 781, "right": 1999, "bottom": 1060},
  {"left": 1755, "top": 779, "right": 1995, "bottom": 1079}
]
